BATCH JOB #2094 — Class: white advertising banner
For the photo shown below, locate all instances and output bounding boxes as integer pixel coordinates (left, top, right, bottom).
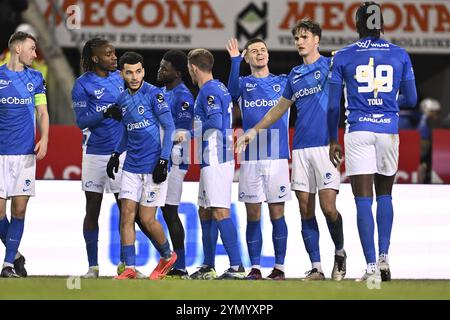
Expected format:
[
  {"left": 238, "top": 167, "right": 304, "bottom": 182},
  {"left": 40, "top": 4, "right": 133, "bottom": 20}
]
[
  {"left": 1, "top": 181, "right": 449, "bottom": 279},
  {"left": 37, "top": 0, "right": 450, "bottom": 53}
]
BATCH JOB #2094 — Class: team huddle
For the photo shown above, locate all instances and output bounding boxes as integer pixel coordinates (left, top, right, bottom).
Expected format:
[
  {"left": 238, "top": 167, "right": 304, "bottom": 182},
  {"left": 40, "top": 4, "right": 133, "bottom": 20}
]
[{"left": 0, "top": 2, "right": 417, "bottom": 281}]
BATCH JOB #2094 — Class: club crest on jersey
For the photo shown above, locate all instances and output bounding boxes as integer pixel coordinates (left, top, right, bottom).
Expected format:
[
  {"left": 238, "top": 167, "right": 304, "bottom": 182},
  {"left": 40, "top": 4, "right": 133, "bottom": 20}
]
[
  {"left": 138, "top": 105, "right": 145, "bottom": 115},
  {"left": 273, "top": 84, "right": 281, "bottom": 92},
  {"left": 181, "top": 101, "right": 190, "bottom": 110},
  {"left": 156, "top": 93, "right": 165, "bottom": 103},
  {"left": 27, "top": 83, "right": 34, "bottom": 92},
  {"left": 314, "top": 71, "right": 321, "bottom": 80}
]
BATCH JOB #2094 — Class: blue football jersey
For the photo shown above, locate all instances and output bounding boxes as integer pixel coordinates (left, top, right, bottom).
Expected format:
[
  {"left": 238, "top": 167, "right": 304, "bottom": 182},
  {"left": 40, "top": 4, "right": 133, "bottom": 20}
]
[
  {"left": 329, "top": 37, "right": 415, "bottom": 134},
  {"left": 282, "top": 55, "right": 331, "bottom": 150},
  {"left": 72, "top": 70, "right": 124, "bottom": 155},
  {"left": 0, "top": 65, "right": 46, "bottom": 155},
  {"left": 194, "top": 79, "right": 233, "bottom": 168},
  {"left": 235, "top": 73, "right": 289, "bottom": 161},
  {"left": 162, "top": 82, "right": 194, "bottom": 170},
  {"left": 117, "top": 82, "right": 172, "bottom": 174}
]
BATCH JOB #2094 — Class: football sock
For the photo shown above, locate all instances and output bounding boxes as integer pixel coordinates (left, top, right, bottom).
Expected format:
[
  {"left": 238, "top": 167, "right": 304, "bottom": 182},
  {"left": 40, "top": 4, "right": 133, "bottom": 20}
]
[
  {"left": 301, "top": 217, "right": 321, "bottom": 263},
  {"left": 122, "top": 245, "right": 135, "bottom": 267},
  {"left": 217, "top": 218, "right": 242, "bottom": 266},
  {"left": 246, "top": 220, "right": 262, "bottom": 266},
  {"left": 355, "top": 197, "right": 376, "bottom": 264},
  {"left": 5, "top": 218, "right": 25, "bottom": 264},
  {"left": 376, "top": 195, "right": 393, "bottom": 255},
  {"left": 83, "top": 228, "right": 99, "bottom": 267},
  {"left": 271, "top": 216, "right": 288, "bottom": 265},
  {"left": 0, "top": 215, "right": 9, "bottom": 245}
]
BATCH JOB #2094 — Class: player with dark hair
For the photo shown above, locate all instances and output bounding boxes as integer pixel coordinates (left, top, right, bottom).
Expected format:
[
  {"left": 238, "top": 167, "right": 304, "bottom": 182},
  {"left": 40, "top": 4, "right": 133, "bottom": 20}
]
[
  {"left": 73, "top": 39, "right": 152, "bottom": 278},
  {"left": 0, "top": 31, "right": 48, "bottom": 277},
  {"left": 226, "top": 38, "right": 290, "bottom": 280},
  {"left": 237, "top": 19, "right": 347, "bottom": 281},
  {"left": 109, "top": 51, "right": 177, "bottom": 280},
  {"left": 156, "top": 50, "right": 194, "bottom": 279},
  {"left": 327, "top": 1, "right": 417, "bottom": 281}
]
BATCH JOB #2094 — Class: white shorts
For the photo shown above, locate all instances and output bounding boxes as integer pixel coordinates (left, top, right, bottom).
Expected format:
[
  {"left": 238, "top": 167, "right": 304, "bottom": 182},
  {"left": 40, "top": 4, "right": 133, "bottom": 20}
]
[
  {"left": 165, "top": 166, "right": 187, "bottom": 206},
  {"left": 291, "top": 146, "right": 340, "bottom": 193},
  {"left": 81, "top": 152, "right": 125, "bottom": 194},
  {"left": 119, "top": 170, "right": 168, "bottom": 207},
  {"left": 344, "top": 131, "right": 399, "bottom": 176},
  {"left": 0, "top": 155, "right": 35, "bottom": 198},
  {"left": 238, "top": 159, "right": 291, "bottom": 203},
  {"left": 198, "top": 161, "right": 234, "bottom": 209}
]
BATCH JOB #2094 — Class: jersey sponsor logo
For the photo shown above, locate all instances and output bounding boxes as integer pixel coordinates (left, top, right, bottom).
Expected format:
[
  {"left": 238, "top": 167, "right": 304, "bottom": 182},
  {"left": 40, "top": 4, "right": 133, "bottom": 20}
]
[
  {"left": 243, "top": 99, "right": 278, "bottom": 108},
  {"left": 0, "top": 79, "right": 12, "bottom": 89},
  {"left": 127, "top": 119, "right": 150, "bottom": 131},
  {"left": 314, "top": 71, "right": 321, "bottom": 80},
  {"left": 138, "top": 105, "right": 145, "bottom": 115},
  {"left": 293, "top": 84, "right": 322, "bottom": 99},
  {"left": 84, "top": 180, "right": 102, "bottom": 189},
  {"left": 27, "top": 83, "right": 34, "bottom": 92},
  {"left": 358, "top": 114, "right": 392, "bottom": 124},
  {"left": 0, "top": 96, "right": 32, "bottom": 105},
  {"left": 72, "top": 101, "right": 87, "bottom": 108},
  {"left": 95, "top": 103, "right": 114, "bottom": 112},
  {"left": 356, "top": 40, "right": 390, "bottom": 49},
  {"left": 239, "top": 192, "right": 257, "bottom": 200},
  {"left": 181, "top": 101, "right": 190, "bottom": 110}
]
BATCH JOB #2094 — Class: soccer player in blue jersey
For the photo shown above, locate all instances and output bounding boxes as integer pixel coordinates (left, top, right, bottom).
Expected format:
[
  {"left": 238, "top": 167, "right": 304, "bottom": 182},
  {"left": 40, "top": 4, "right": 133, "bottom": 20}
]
[
  {"left": 72, "top": 39, "right": 153, "bottom": 278},
  {"left": 328, "top": 2, "right": 417, "bottom": 282},
  {"left": 177, "top": 49, "right": 245, "bottom": 280},
  {"left": 0, "top": 31, "right": 49, "bottom": 278},
  {"left": 237, "top": 20, "right": 347, "bottom": 281},
  {"left": 156, "top": 50, "right": 194, "bottom": 279},
  {"left": 226, "top": 38, "right": 290, "bottom": 280},
  {"left": 108, "top": 51, "right": 177, "bottom": 280}
]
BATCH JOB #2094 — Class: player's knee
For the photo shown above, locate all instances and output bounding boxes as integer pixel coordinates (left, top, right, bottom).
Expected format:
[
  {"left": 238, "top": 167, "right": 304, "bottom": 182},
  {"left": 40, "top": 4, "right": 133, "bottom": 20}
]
[
  {"left": 321, "top": 205, "right": 337, "bottom": 219},
  {"left": 12, "top": 204, "right": 27, "bottom": 218}
]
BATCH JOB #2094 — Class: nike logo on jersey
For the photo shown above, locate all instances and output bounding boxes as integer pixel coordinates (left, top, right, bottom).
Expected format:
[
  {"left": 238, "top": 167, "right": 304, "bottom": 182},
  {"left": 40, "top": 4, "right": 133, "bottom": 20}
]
[
  {"left": 94, "top": 88, "right": 105, "bottom": 99},
  {"left": 246, "top": 87, "right": 257, "bottom": 92},
  {"left": 292, "top": 75, "right": 302, "bottom": 84},
  {"left": 0, "top": 80, "right": 11, "bottom": 89}
]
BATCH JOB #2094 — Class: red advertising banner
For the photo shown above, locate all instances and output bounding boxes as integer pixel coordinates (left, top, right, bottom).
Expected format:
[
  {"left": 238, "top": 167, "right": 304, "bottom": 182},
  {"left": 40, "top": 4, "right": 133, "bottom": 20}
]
[
  {"left": 432, "top": 129, "right": 450, "bottom": 183},
  {"left": 37, "top": 126, "right": 422, "bottom": 183}
]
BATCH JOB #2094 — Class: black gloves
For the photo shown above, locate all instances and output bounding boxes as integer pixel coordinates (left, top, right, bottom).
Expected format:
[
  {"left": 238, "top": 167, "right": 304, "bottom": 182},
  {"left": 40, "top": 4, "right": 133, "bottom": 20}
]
[
  {"left": 107, "top": 152, "right": 120, "bottom": 179},
  {"left": 103, "top": 105, "right": 122, "bottom": 121},
  {"left": 152, "top": 158, "right": 168, "bottom": 184}
]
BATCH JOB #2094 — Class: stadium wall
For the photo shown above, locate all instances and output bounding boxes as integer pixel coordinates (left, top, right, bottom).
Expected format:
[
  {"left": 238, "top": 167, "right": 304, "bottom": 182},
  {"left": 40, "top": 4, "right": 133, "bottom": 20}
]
[{"left": 1, "top": 181, "right": 449, "bottom": 279}]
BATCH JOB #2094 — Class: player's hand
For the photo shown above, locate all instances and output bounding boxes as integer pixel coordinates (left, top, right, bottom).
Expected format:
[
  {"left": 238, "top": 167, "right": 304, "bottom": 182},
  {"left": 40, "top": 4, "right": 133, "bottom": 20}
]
[
  {"left": 171, "top": 144, "right": 183, "bottom": 166},
  {"left": 107, "top": 152, "right": 120, "bottom": 180},
  {"left": 174, "top": 131, "right": 188, "bottom": 143},
  {"left": 329, "top": 141, "right": 343, "bottom": 167},
  {"left": 226, "top": 38, "right": 247, "bottom": 58},
  {"left": 103, "top": 104, "right": 122, "bottom": 121},
  {"left": 235, "top": 128, "right": 257, "bottom": 154},
  {"left": 152, "top": 158, "right": 169, "bottom": 184},
  {"left": 34, "top": 137, "right": 48, "bottom": 160}
]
